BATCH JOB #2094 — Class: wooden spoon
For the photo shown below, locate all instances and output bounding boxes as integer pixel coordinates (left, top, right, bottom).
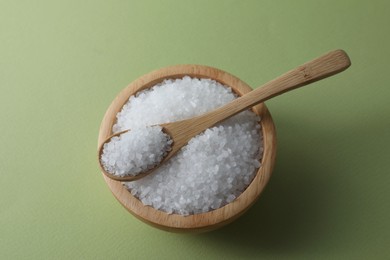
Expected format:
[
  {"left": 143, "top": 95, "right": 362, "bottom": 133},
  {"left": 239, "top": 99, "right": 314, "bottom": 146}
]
[{"left": 98, "top": 49, "right": 351, "bottom": 181}]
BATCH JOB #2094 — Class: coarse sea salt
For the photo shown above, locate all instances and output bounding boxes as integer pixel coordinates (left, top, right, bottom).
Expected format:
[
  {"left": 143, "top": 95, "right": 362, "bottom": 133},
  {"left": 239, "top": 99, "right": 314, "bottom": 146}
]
[
  {"left": 114, "top": 76, "right": 263, "bottom": 215},
  {"left": 100, "top": 126, "right": 172, "bottom": 177}
]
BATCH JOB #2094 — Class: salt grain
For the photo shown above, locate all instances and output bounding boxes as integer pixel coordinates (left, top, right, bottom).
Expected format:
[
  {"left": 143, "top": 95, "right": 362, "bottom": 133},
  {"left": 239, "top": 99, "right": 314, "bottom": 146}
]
[{"left": 114, "top": 77, "right": 263, "bottom": 215}]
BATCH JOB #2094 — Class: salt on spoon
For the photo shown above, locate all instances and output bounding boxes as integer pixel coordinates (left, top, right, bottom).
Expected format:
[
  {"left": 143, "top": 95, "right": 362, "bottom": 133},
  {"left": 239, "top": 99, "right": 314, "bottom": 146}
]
[
  {"left": 100, "top": 125, "right": 172, "bottom": 177},
  {"left": 98, "top": 49, "right": 351, "bottom": 181}
]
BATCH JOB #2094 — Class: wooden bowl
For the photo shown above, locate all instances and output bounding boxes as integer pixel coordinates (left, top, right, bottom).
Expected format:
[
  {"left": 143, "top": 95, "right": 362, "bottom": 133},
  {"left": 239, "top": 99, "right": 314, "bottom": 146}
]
[{"left": 97, "top": 65, "right": 277, "bottom": 233}]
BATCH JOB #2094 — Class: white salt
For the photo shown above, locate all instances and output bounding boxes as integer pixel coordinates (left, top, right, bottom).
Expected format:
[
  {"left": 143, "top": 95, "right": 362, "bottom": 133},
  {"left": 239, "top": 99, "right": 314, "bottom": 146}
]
[
  {"left": 100, "top": 126, "right": 172, "bottom": 177},
  {"left": 114, "top": 76, "right": 263, "bottom": 215}
]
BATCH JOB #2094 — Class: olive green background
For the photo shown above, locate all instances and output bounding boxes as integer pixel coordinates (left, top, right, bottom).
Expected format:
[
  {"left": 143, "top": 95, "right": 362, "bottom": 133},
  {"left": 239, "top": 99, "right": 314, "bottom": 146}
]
[{"left": 1, "top": 0, "right": 389, "bottom": 259}]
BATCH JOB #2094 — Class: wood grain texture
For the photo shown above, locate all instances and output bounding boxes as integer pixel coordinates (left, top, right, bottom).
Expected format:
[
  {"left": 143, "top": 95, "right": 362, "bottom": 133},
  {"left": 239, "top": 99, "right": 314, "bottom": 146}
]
[{"left": 97, "top": 64, "right": 277, "bottom": 232}]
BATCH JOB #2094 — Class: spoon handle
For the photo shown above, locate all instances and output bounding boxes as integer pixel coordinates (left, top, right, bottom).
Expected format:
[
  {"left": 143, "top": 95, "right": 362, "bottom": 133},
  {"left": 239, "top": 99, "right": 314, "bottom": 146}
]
[{"left": 191, "top": 49, "right": 351, "bottom": 130}]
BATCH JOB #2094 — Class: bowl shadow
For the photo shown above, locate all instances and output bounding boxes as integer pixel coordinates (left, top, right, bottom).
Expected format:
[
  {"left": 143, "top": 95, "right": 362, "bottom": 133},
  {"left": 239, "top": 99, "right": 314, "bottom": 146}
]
[{"left": 194, "top": 112, "right": 342, "bottom": 254}]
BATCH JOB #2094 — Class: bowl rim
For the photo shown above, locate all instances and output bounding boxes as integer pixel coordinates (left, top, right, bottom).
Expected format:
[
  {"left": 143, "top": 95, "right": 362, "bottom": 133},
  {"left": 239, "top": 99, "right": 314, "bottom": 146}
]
[{"left": 97, "top": 64, "right": 277, "bottom": 232}]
